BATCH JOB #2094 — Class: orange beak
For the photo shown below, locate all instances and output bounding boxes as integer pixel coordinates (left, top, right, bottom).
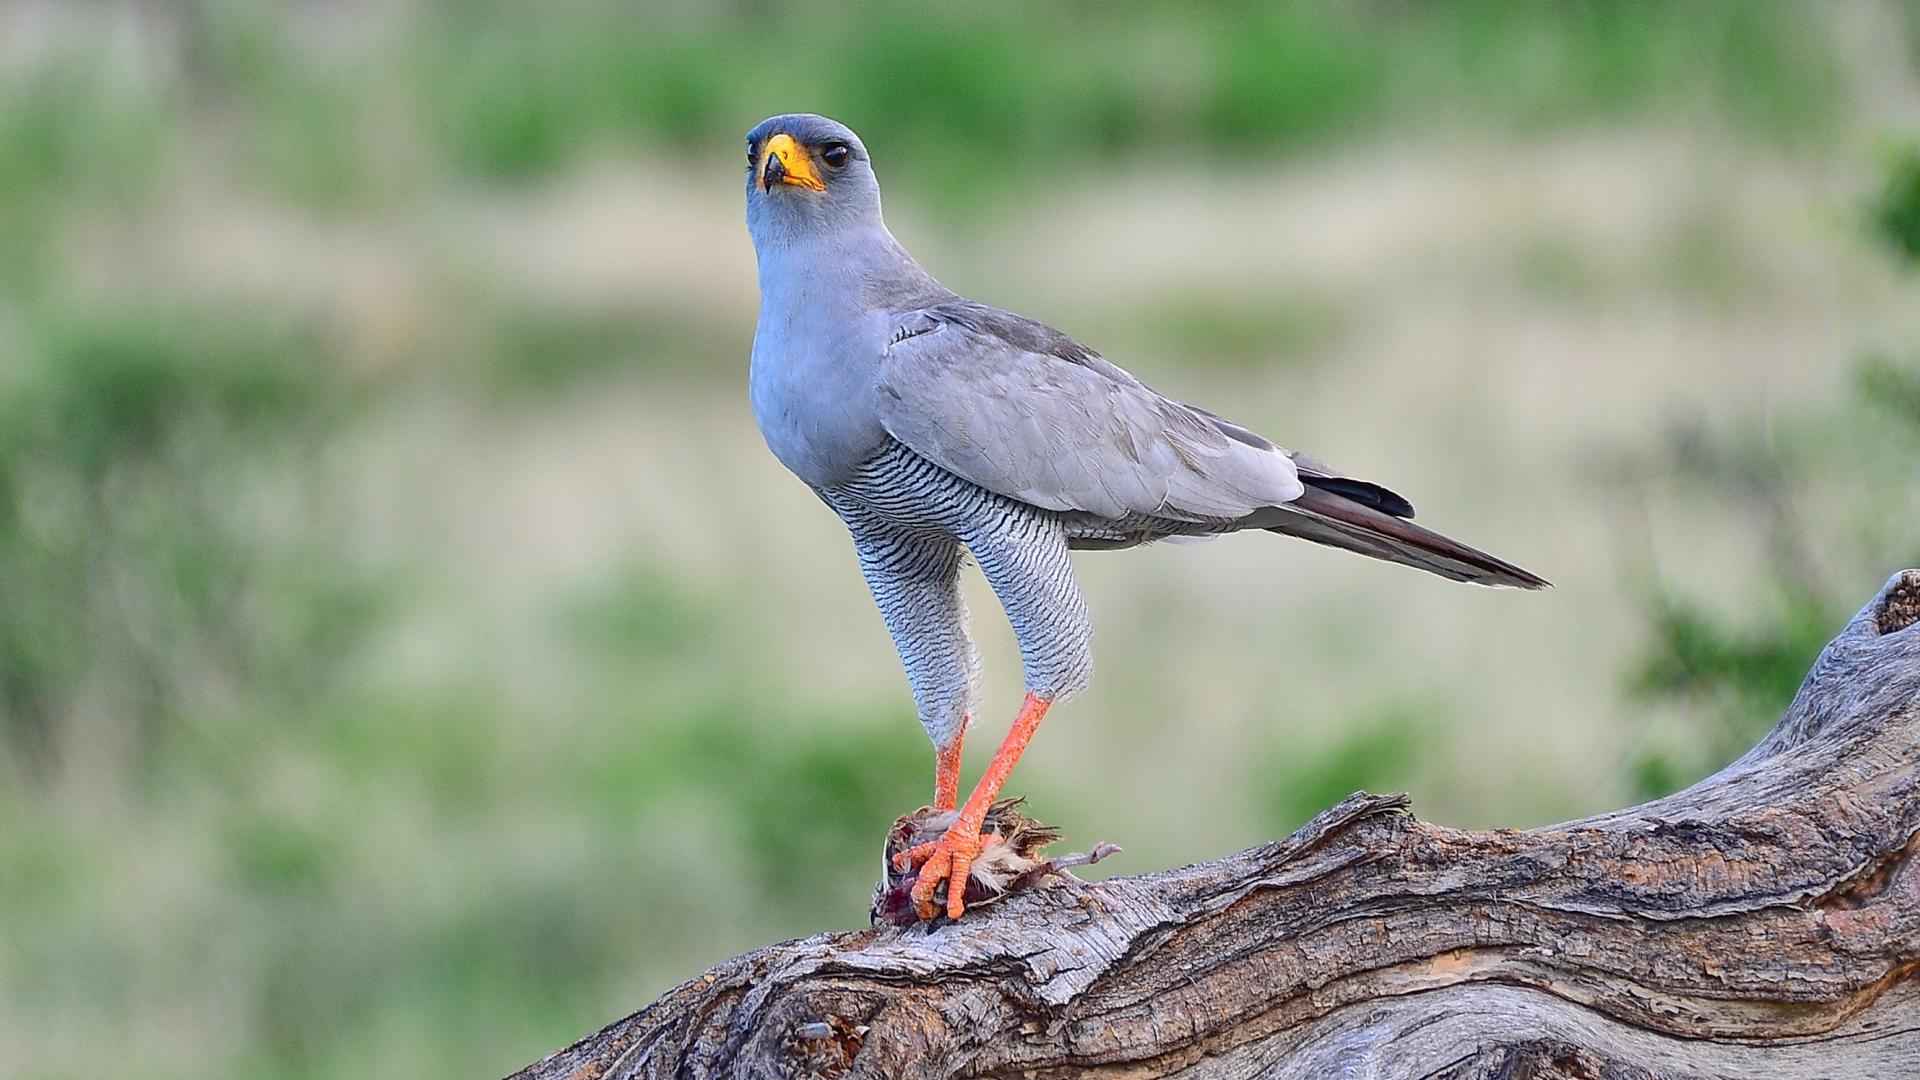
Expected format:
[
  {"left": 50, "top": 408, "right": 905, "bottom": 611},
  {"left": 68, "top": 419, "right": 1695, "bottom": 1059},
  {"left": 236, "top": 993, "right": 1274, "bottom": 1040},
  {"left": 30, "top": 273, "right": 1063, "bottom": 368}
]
[{"left": 759, "top": 133, "right": 826, "bottom": 192}]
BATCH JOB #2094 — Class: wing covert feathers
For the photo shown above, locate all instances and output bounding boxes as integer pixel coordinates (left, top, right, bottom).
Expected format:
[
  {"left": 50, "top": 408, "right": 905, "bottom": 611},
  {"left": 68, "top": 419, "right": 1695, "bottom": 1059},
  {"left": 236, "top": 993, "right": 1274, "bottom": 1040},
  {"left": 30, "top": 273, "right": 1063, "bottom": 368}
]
[
  {"left": 877, "top": 302, "right": 1545, "bottom": 589},
  {"left": 878, "top": 303, "right": 1305, "bottom": 521}
]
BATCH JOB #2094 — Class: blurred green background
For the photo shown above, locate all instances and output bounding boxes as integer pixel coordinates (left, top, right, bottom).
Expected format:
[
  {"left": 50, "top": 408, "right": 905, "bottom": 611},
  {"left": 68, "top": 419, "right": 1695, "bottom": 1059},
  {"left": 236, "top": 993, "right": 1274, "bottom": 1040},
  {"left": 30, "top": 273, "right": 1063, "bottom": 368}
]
[{"left": 3, "top": 1, "right": 1919, "bottom": 1076}]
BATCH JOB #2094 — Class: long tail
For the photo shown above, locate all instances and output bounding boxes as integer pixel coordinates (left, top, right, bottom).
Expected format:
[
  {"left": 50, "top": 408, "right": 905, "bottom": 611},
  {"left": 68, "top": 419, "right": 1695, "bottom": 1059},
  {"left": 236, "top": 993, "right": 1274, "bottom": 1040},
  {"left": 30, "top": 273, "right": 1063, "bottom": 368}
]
[{"left": 1266, "top": 483, "right": 1550, "bottom": 589}]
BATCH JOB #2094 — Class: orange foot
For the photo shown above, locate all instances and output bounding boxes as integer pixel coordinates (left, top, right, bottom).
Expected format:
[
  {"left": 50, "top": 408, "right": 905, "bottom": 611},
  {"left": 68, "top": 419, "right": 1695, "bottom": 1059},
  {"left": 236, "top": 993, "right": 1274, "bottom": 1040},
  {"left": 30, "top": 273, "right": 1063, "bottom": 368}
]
[{"left": 893, "top": 820, "right": 985, "bottom": 920}]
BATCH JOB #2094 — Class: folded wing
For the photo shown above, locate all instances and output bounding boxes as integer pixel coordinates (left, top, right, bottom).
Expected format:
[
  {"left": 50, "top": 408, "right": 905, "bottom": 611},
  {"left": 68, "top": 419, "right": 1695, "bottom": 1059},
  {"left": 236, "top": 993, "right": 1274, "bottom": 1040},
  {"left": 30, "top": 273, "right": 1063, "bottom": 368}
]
[
  {"left": 876, "top": 301, "right": 1548, "bottom": 589},
  {"left": 877, "top": 302, "right": 1305, "bottom": 522}
]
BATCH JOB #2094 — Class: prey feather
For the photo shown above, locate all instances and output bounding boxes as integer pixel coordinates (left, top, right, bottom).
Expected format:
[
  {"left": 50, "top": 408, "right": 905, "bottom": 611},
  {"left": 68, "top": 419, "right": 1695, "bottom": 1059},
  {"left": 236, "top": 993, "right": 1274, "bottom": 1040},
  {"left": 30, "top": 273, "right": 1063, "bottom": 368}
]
[{"left": 871, "top": 799, "right": 1120, "bottom": 926}]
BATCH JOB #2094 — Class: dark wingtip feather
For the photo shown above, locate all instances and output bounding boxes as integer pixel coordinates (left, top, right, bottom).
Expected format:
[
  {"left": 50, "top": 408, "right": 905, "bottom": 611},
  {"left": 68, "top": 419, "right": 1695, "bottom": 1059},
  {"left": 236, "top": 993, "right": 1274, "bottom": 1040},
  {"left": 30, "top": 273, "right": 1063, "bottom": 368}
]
[{"left": 1299, "top": 475, "right": 1416, "bottom": 519}]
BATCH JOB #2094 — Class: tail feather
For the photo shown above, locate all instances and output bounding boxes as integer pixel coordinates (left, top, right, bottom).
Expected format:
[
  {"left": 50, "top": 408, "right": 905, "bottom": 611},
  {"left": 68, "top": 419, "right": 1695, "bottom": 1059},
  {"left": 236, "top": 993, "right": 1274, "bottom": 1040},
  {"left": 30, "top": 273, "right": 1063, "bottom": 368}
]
[{"left": 1268, "top": 486, "right": 1549, "bottom": 589}]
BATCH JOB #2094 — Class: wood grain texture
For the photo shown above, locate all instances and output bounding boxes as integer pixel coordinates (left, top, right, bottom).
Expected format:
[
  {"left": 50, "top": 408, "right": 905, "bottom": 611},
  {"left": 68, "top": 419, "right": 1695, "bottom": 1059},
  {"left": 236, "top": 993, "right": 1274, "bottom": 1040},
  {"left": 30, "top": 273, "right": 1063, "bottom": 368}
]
[{"left": 512, "top": 571, "right": 1920, "bottom": 1079}]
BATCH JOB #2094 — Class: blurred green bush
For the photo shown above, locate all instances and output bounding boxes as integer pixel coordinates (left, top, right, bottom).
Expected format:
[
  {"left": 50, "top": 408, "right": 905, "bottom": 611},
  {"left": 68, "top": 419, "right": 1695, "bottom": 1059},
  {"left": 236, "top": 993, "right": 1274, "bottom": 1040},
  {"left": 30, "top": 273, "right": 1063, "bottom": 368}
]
[
  {"left": 1619, "top": 202, "right": 1920, "bottom": 798},
  {"left": 1618, "top": 400, "right": 1920, "bottom": 797},
  {"left": 1873, "top": 143, "right": 1920, "bottom": 266},
  {"left": 0, "top": 303, "right": 349, "bottom": 763}
]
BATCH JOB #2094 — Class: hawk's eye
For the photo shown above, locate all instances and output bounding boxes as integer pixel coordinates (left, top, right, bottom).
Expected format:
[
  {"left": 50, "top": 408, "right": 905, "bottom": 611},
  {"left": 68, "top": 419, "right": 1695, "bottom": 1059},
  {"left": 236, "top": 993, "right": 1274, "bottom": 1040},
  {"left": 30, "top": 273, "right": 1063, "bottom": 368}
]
[{"left": 821, "top": 143, "right": 851, "bottom": 169}]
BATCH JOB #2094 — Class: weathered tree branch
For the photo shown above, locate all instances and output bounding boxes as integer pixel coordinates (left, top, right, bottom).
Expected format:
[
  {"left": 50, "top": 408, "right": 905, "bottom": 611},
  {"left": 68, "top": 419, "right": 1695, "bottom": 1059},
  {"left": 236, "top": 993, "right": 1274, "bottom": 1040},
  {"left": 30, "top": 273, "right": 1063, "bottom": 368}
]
[{"left": 513, "top": 571, "right": 1920, "bottom": 1079}]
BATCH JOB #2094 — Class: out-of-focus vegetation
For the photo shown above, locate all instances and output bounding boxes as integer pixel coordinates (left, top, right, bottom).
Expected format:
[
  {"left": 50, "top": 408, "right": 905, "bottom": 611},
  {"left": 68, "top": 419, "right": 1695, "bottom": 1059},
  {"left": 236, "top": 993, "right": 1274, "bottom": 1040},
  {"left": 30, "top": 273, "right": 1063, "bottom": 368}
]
[
  {"left": 1, "top": 2, "right": 1916, "bottom": 1077},
  {"left": 1874, "top": 142, "right": 1920, "bottom": 264},
  {"left": 405, "top": 0, "right": 1842, "bottom": 200},
  {"left": 0, "top": 1, "right": 1849, "bottom": 220},
  {"left": 1616, "top": 144, "right": 1920, "bottom": 796}
]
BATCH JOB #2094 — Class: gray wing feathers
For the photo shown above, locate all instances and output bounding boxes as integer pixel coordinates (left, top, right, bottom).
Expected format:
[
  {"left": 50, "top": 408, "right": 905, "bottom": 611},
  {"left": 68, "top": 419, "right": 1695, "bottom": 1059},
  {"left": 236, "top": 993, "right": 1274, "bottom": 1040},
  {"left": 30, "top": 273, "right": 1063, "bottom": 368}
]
[
  {"left": 875, "top": 302, "right": 1547, "bottom": 589},
  {"left": 878, "top": 304, "right": 1304, "bottom": 521}
]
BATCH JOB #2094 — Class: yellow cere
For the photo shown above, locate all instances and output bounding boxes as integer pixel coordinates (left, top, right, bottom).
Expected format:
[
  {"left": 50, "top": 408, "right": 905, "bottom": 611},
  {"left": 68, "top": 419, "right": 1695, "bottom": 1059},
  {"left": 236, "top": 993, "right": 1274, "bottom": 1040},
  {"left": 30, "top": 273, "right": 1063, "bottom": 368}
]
[{"left": 761, "top": 133, "right": 827, "bottom": 191}]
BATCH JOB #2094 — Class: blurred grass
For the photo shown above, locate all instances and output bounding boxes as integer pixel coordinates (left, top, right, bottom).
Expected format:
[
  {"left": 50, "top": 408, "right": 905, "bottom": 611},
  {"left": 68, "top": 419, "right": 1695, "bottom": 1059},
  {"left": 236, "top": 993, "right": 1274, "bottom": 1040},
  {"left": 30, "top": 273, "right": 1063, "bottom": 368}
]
[
  {"left": 481, "top": 303, "right": 744, "bottom": 393},
  {"left": 1121, "top": 291, "right": 1355, "bottom": 373},
  {"left": 0, "top": 63, "right": 171, "bottom": 290},
  {"left": 0, "top": 1, "right": 1912, "bottom": 1077},
  {"left": 1259, "top": 695, "right": 1434, "bottom": 832}
]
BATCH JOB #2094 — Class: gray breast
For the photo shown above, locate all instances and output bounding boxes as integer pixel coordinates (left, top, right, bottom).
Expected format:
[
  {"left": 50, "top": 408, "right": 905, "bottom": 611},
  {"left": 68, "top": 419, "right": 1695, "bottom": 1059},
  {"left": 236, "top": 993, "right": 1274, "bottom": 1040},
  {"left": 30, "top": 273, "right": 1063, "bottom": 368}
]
[{"left": 749, "top": 303, "right": 892, "bottom": 489}]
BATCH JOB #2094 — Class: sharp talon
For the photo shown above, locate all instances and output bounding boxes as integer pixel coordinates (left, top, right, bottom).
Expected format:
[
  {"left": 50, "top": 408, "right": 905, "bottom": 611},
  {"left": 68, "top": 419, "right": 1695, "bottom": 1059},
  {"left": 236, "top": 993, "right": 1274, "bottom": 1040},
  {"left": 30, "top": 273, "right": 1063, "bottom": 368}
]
[
  {"left": 909, "top": 849, "right": 949, "bottom": 919},
  {"left": 898, "top": 825, "right": 984, "bottom": 921}
]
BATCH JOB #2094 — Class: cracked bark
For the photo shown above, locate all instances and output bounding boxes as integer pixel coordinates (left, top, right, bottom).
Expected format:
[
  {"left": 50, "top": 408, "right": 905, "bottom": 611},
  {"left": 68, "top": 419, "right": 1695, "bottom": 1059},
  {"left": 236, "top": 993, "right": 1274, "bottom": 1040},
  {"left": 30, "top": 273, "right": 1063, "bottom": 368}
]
[{"left": 511, "top": 570, "right": 1920, "bottom": 1079}]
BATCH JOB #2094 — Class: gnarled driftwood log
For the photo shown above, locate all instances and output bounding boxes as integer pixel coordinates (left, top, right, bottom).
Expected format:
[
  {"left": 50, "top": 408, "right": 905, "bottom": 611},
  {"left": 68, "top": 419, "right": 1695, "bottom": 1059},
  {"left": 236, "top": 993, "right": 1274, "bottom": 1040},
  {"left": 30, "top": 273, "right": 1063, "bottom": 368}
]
[{"left": 514, "top": 570, "right": 1920, "bottom": 1079}]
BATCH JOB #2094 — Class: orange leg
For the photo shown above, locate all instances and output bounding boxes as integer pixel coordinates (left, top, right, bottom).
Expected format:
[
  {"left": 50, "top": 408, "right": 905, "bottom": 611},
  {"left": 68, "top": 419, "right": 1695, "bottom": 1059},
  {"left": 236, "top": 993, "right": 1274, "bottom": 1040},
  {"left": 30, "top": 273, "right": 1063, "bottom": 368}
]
[
  {"left": 895, "top": 692, "right": 1051, "bottom": 920},
  {"left": 933, "top": 725, "right": 966, "bottom": 811}
]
